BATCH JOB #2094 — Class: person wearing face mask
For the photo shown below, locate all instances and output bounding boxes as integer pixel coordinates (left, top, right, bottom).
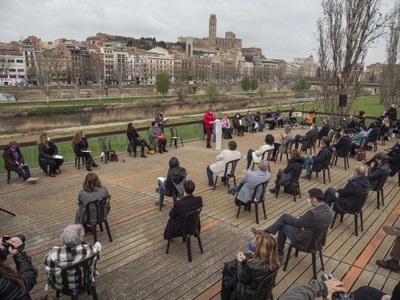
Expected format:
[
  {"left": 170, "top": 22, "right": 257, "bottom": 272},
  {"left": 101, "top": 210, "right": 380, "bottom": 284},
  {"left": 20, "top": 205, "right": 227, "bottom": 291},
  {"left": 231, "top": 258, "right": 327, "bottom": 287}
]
[
  {"left": 233, "top": 113, "right": 245, "bottom": 136},
  {"left": 203, "top": 108, "right": 216, "bottom": 148},
  {"left": 261, "top": 188, "right": 333, "bottom": 258},
  {"left": 38, "top": 133, "right": 64, "bottom": 177},
  {"left": 324, "top": 166, "right": 370, "bottom": 212},
  {"left": 149, "top": 121, "right": 168, "bottom": 153},
  {"left": 3, "top": 141, "right": 39, "bottom": 183}
]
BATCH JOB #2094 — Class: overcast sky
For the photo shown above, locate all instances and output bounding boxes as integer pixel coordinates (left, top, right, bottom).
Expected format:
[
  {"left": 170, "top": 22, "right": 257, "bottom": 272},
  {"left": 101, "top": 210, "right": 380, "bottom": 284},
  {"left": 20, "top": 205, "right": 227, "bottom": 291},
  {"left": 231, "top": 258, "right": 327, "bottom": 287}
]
[{"left": 0, "top": 0, "right": 395, "bottom": 64}]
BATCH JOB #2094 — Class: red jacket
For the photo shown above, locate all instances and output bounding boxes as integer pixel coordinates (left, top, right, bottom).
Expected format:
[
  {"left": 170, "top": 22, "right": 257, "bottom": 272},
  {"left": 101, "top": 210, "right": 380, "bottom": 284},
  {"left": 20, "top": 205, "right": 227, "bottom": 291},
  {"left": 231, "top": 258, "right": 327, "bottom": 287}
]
[{"left": 203, "top": 112, "right": 216, "bottom": 129}]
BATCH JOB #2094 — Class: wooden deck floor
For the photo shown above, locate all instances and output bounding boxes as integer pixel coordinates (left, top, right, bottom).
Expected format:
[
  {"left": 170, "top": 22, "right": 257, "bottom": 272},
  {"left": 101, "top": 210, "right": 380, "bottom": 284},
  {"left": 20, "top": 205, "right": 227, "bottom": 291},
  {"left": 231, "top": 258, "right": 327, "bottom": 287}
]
[{"left": 1, "top": 128, "right": 399, "bottom": 299}]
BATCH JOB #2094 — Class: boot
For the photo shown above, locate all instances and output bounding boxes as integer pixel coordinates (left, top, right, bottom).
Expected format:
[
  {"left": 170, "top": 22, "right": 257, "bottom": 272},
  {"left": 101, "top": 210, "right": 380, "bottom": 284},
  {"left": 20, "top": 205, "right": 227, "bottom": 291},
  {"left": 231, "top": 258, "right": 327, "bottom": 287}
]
[{"left": 159, "top": 147, "right": 163, "bottom": 154}]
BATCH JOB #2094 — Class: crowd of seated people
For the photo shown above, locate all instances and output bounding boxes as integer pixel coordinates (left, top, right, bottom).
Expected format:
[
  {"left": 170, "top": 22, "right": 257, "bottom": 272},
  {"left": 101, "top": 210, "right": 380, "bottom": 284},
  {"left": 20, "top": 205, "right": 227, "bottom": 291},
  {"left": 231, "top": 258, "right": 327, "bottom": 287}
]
[{"left": 3, "top": 104, "right": 400, "bottom": 300}]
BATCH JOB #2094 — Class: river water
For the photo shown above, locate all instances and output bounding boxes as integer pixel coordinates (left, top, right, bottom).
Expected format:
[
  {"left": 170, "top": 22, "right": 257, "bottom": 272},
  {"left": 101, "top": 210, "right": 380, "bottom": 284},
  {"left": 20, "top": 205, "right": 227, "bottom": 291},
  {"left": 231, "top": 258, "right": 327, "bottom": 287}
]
[{"left": 0, "top": 97, "right": 314, "bottom": 134}]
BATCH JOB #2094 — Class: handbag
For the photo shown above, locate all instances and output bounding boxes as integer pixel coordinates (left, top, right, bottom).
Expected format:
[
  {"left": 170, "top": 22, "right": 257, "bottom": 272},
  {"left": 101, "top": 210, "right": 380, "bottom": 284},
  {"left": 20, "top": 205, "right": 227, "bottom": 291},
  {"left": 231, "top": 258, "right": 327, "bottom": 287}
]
[
  {"left": 110, "top": 153, "right": 119, "bottom": 161},
  {"left": 357, "top": 150, "right": 366, "bottom": 161}
]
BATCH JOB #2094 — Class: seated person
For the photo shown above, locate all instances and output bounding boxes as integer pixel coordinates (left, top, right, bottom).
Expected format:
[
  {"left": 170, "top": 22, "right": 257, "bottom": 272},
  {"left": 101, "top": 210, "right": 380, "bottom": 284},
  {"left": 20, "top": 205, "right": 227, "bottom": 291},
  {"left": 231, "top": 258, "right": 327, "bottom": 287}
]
[
  {"left": 269, "top": 149, "right": 304, "bottom": 193},
  {"left": 233, "top": 113, "right": 245, "bottom": 136},
  {"left": 75, "top": 173, "right": 110, "bottom": 228},
  {"left": 349, "top": 125, "right": 368, "bottom": 156},
  {"left": 72, "top": 131, "right": 99, "bottom": 172},
  {"left": 317, "top": 118, "right": 330, "bottom": 141},
  {"left": 127, "top": 122, "right": 151, "bottom": 158},
  {"left": 387, "top": 141, "right": 400, "bottom": 176},
  {"left": 44, "top": 225, "right": 101, "bottom": 292},
  {"left": 332, "top": 128, "right": 351, "bottom": 157},
  {"left": 274, "top": 110, "right": 284, "bottom": 128},
  {"left": 3, "top": 141, "right": 39, "bottom": 183},
  {"left": 264, "top": 109, "right": 276, "bottom": 130},
  {"left": 38, "top": 133, "right": 64, "bottom": 177},
  {"left": 276, "top": 126, "right": 294, "bottom": 157},
  {"left": 163, "top": 180, "right": 203, "bottom": 240},
  {"left": 367, "top": 152, "right": 391, "bottom": 190},
  {"left": 288, "top": 107, "right": 297, "bottom": 126},
  {"left": 245, "top": 134, "right": 275, "bottom": 171},
  {"left": 155, "top": 111, "right": 168, "bottom": 132},
  {"left": 156, "top": 156, "right": 186, "bottom": 207},
  {"left": 345, "top": 115, "right": 356, "bottom": 129},
  {"left": 357, "top": 110, "right": 367, "bottom": 126},
  {"left": 366, "top": 123, "right": 381, "bottom": 144},
  {"left": 148, "top": 121, "right": 167, "bottom": 154},
  {"left": 264, "top": 188, "right": 333, "bottom": 255},
  {"left": 306, "top": 109, "right": 316, "bottom": 125},
  {"left": 303, "top": 136, "right": 333, "bottom": 179},
  {"left": 221, "top": 114, "right": 232, "bottom": 139},
  {"left": 0, "top": 235, "right": 38, "bottom": 300},
  {"left": 245, "top": 110, "right": 258, "bottom": 133},
  {"left": 293, "top": 124, "right": 318, "bottom": 152},
  {"left": 206, "top": 141, "right": 241, "bottom": 187},
  {"left": 221, "top": 231, "right": 280, "bottom": 300},
  {"left": 254, "top": 111, "right": 265, "bottom": 132},
  {"left": 324, "top": 166, "right": 370, "bottom": 212},
  {"left": 228, "top": 160, "right": 271, "bottom": 206}
]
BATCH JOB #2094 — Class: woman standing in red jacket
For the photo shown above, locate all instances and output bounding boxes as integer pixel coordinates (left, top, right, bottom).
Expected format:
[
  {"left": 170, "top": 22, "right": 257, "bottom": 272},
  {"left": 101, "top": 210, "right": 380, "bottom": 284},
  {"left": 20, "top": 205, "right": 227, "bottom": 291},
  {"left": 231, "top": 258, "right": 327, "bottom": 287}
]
[{"left": 203, "top": 108, "right": 216, "bottom": 148}]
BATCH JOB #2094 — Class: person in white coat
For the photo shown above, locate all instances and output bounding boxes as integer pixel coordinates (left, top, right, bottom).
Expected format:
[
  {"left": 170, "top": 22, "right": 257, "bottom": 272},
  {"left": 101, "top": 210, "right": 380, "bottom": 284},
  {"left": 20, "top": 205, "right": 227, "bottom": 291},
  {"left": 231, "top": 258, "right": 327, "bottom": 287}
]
[
  {"left": 245, "top": 134, "right": 275, "bottom": 170},
  {"left": 206, "top": 141, "right": 241, "bottom": 186}
]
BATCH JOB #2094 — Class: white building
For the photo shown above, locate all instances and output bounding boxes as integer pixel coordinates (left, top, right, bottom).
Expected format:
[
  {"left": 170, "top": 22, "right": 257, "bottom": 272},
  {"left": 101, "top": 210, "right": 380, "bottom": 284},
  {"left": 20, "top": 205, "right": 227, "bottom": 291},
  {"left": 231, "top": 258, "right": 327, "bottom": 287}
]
[{"left": 0, "top": 46, "right": 26, "bottom": 86}]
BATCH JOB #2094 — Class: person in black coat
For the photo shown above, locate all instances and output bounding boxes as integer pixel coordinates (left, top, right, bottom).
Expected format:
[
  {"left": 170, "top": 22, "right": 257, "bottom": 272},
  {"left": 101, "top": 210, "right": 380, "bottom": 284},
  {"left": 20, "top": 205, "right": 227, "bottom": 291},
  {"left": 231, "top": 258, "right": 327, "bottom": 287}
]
[
  {"left": 234, "top": 231, "right": 280, "bottom": 300},
  {"left": 269, "top": 149, "right": 304, "bottom": 193},
  {"left": 387, "top": 141, "right": 400, "bottom": 176},
  {"left": 303, "top": 136, "right": 333, "bottom": 178},
  {"left": 293, "top": 124, "right": 318, "bottom": 151},
  {"left": 0, "top": 235, "right": 38, "bottom": 300},
  {"left": 324, "top": 166, "right": 371, "bottom": 212},
  {"left": 126, "top": 123, "right": 152, "bottom": 158},
  {"left": 332, "top": 128, "right": 351, "bottom": 157},
  {"left": 386, "top": 104, "right": 397, "bottom": 126},
  {"left": 317, "top": 119, "right": 330, "bottom": 140},
  {"left": 38, "top": 133, "right": 64, "bottom": 177},
  {"left": 367, "top": 152, "right": 391, "bottom": 190},
  {"left": 156, "top": 157, "right": 186, "bottom": 206},
  {"left": 163, "top": 180, "right": 203, "bottom": 240}
]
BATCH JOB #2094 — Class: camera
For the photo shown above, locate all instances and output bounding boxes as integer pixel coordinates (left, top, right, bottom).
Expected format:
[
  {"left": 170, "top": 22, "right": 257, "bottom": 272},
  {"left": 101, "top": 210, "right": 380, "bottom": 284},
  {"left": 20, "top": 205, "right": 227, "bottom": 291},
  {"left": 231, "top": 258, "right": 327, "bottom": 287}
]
[
  {"left": 0, "top": 234, "right": 26, "bottom": 261},
  {"left": 321, "top": 274, "right": 353, "bottom": 300}
]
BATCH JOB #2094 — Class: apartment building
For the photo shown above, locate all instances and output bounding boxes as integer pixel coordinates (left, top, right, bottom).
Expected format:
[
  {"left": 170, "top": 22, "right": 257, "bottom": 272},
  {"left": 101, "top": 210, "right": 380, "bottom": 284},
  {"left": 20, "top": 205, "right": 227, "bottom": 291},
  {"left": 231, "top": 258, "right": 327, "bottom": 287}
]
[{"left": 0, "top": 43, "right": 26, "bottom": 86}]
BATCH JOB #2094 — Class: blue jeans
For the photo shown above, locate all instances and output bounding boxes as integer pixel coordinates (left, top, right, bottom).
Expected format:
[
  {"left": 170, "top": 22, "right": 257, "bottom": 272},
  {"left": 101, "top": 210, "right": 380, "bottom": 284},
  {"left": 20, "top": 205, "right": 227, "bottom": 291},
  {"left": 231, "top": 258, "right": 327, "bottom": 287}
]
[
  {"left": 13, "top": 164, "right": 31, "bottom": 180},
  {"left": 206, "top": 166, "right": 214, "bottom": 186},
  {"left": 305, "top": 155, "right": 313, "bottom": 176},
  {"left": 266, "top": 213, "right": 298, "bottom": 251},
  {"left": 158, "top": 179, "right": 165, "bottom": 204},
  {"left": 294, "top": 135, "right": 303, "bottom": 150},
  {"left": 324, "top": 187, "right": 337, "bottom": 207}
]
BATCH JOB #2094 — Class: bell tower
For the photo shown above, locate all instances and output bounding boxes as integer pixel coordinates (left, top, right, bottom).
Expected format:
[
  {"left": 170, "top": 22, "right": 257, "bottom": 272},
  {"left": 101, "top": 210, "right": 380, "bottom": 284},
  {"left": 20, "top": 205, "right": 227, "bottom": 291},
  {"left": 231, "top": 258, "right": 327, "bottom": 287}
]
[{"left": 209, "top": 14, "right": 217, "bottom": 46}]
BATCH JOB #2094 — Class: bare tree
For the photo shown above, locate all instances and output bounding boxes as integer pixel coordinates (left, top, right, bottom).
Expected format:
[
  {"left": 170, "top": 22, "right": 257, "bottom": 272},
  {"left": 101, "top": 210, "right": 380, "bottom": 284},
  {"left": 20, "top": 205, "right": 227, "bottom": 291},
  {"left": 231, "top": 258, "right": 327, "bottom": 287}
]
[
  {"left": 317, "top": 0, "right": 390, "bottom": 113},
  {"left": 380, "top": 1, "right": 400, "bottom": 107},
  {"left": 173, "top": 80, "right": 187, "bottom": 103}
]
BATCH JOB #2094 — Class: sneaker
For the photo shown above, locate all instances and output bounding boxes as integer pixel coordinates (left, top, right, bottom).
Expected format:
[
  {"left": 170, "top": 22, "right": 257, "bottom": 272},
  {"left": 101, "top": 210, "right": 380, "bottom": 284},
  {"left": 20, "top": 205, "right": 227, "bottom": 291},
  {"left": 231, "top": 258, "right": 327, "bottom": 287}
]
[
  {"left": 376, "top": 259, "right": 400, "bottom": 272},
  {"left": 26, "top": 177, "right": 39, "bottom": 182},
  {"left": 383, "top": 226, "right": 400, "bottom": 236}
]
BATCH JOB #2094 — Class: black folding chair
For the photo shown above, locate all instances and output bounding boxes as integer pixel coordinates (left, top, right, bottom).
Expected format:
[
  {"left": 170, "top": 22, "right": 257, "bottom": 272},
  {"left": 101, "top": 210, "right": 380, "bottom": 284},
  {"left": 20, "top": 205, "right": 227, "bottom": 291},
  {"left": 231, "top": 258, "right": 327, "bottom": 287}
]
[
  {"left": 72, "top": 144, "right": 85, "bottom": 170},
  {"left": 84, "top": 196, "right": 112, "bottom": 243},
  {"left": 214, "top": 158, "right": 240, "bottom": 189},
  {"left": 52, "top": 253, "right": 100, "bottom": 300},
  {"left": 283, "top": 227, "right": 329, "bottom": 279},
  {"left": 166, "top": 207, "right": 203, "bottom": 262},
  {"left": 330, "top": 192, "right": 369, "bottom": 236},
  {"left": 373, "top": 173, "right": 389, "bottom": 209},
  {"left": 236, "top": 180, "right": 269, "bottom": 224},
  {"left": 159, "top": 173, "right": 187, "bottom": 211},
  {"left": 309, "top": 152, "right": 333, "bottom": 184},
  {"left": 251, "top": 149, "right": 274, "bottom": 170},
  {"left": 251, "top": 267, "right": 279, "bottom": 300}
]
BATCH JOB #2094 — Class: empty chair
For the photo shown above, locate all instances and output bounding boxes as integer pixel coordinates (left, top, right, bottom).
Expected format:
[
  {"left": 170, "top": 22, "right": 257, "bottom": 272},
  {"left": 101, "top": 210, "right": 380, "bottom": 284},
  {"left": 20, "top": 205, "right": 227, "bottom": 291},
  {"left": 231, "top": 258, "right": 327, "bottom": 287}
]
[
  {"left": 166, "top": 207, "right": 203, "bottom": 262},
  {"left": 72, "top": 144, "right": 85, "bottom": 170},
  {"left": 98, "top": 137, "right": 115, "bottom": 164},
  {"left": 330, "top": 192, "right": 369, "bottom": 236},
  {"left": 236, "top": 180, "right": 269, "bottom": 224},
  {"left": 214, "top": 158, "right": 240, "bottom": 189},
  {"left": 84, "top": 196, "right": 113, "bottom": 243},
  {"left": 50, "top": 253, "right": 100, "bottom": 300},
  {"left": 169, "top": 126, "right": 184, "bottom": 149},
  {"left": 283, "top": 227, "right": 329, "bottom": 279}
]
